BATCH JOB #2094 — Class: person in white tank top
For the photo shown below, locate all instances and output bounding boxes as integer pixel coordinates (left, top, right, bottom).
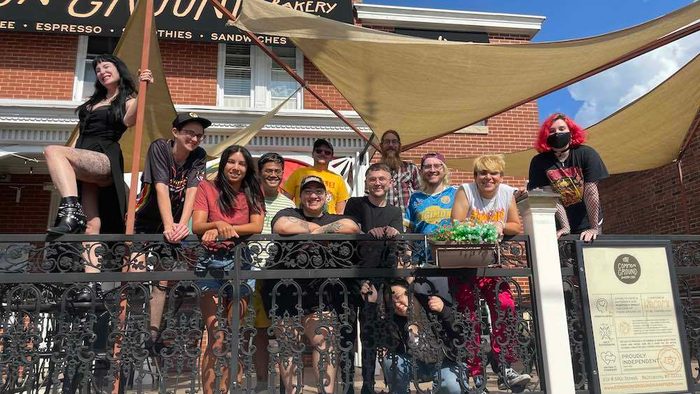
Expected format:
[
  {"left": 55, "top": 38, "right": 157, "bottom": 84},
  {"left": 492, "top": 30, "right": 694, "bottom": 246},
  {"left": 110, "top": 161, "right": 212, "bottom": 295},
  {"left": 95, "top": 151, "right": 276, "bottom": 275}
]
[{"left": 448, "top": 155, "right": 531, "bottom": 391}]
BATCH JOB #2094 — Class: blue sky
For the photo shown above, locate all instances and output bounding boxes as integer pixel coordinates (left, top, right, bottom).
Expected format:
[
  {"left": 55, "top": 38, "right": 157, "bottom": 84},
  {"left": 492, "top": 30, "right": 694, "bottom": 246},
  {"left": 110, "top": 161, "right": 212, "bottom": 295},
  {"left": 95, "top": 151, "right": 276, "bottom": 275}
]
[{"left": 364, "top": 0, "right": 699, "bottom": 126}]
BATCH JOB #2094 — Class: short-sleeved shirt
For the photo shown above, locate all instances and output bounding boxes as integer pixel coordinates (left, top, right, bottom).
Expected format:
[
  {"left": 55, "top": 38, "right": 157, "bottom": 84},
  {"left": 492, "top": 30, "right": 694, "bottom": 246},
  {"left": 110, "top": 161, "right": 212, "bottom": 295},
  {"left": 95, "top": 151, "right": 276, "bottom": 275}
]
[
  {"left": 404, "top": 186, "right": 458, "bottom": 235},
  {"left": 403, "top": 186, "right": 458, "bottom": 301},
  {"left": 283, "top": 167, "right": 350, "bottom": 214},
  {"left": 135, "top": 138, "right": 206, "bottom": 232},
  {"left": 385, "top": 161, "right": 420, "bottom": 215},
  {"left": 193, "top": 180, "right": 253, "bottom": 226},
  {"left": 344, "top": 196, "right": 403, "bottom": 269},
  {"left": 528, "top": 145, "right": 608, "bottom": 233},
  {"left": 262, "top": 193, "right": 296, "bottom": 234}
]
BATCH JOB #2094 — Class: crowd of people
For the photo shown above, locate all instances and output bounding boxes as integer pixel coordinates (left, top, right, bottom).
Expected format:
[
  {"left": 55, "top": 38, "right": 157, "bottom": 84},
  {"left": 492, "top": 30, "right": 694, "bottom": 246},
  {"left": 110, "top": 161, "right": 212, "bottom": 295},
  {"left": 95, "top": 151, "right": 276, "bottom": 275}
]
[{"left": 42, "top": 54, "right": 608, "bottom": 393}]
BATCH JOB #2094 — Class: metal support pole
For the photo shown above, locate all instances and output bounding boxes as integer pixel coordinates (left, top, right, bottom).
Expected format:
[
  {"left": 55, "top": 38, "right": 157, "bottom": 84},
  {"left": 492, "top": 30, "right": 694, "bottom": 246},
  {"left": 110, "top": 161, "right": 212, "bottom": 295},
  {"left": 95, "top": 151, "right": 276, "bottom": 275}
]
[{"left": 207, "top": 0, "right": 379, "bottom": 151}]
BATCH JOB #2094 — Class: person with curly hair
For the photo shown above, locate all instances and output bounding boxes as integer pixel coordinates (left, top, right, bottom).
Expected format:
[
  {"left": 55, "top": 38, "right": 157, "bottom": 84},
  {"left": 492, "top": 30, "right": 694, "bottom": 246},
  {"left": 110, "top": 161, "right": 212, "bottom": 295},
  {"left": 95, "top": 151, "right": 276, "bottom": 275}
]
[{"left": 528, "top": 113, "right": 608, "bottom": 242}]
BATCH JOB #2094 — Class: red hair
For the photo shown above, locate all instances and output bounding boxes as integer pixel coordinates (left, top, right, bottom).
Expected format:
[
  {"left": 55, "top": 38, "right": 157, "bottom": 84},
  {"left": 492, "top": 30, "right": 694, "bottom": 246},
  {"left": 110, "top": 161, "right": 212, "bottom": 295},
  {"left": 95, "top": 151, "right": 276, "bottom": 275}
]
[{"left": 534, "top": 113, "right": 587, "bottom": 153}]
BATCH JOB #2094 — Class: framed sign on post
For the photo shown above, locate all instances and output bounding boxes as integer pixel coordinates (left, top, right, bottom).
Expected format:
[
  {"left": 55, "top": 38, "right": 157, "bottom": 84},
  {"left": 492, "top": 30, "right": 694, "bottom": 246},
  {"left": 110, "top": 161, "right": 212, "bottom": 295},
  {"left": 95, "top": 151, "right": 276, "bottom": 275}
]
[{"left": 577, "top": 240, "right": 693, "bottom": 394}]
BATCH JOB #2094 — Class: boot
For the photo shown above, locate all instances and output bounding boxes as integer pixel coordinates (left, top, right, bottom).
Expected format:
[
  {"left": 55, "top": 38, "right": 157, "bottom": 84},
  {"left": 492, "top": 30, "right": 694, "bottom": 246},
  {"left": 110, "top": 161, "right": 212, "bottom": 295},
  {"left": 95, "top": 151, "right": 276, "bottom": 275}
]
[{"left": 48, "top": 196, "right": 87, "bottom": 235}]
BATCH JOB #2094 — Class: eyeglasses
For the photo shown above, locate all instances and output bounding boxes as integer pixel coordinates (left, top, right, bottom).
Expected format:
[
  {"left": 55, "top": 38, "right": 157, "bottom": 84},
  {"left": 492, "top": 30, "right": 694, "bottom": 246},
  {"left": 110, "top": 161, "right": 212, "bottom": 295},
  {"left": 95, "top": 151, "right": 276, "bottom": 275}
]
[
  {"left": 302, "top": 189, "right": 326, "bottom": 197},
  {"left": 262, "top": 169, "right": 283, "bottom": 176},
  {"left": 179, "top": 129, "right": 205, "bottom": 140},
  {"left": 421, "top": 164, "right": 443, "bottom": 170},
  {"left": 314, "top": 148, "right": 332, "bottom": 156},
  {"left": 381, "top": 138, "right": 400, "bottom": 146}
]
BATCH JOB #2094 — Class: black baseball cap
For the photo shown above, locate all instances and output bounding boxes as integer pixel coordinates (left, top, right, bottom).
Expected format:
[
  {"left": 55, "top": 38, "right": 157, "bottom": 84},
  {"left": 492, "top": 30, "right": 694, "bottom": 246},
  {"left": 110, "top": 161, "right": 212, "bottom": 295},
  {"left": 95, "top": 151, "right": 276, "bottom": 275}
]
[
  {"left": 300, "top": 175, "right": 326, "bottom": 191},
  {"left": 172, "top": 112, "right": 212, "bottom": 129},
  {"left": 313, "top": 138, "right": 334, "bottom": 153}
]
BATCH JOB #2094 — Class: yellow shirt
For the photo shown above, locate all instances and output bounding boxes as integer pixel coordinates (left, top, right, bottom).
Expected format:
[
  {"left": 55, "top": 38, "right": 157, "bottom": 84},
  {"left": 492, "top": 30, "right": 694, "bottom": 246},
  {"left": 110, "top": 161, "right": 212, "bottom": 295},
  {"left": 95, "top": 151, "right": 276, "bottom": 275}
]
[{"left": 283, "top": 167, "right": 350, "bottom": 214}]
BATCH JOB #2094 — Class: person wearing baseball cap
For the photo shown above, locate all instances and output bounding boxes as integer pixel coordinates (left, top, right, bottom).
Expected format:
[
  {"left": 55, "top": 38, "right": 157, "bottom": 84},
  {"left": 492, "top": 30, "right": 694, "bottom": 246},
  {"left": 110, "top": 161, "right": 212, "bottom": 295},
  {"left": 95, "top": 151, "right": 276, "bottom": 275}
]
[
  {"left": 131, "top": 111, "right": 210, "bottom": 349},
  {"left": 283, "top": 138, "right": 350, "bottom": 214},
  {"left": 265, "top": 174, "right": 359, "bottom": 393}
]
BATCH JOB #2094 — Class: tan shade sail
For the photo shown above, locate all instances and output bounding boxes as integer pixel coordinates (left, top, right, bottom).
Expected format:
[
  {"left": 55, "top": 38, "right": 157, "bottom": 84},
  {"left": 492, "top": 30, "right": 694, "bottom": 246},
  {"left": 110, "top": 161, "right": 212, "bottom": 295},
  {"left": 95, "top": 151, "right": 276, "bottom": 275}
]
[
  {"left": 66, "top": 0, "right": 176, "bottom": 170},
  {"left": 207, "top": 88, "right": 301, "bottom": 159},
  {"left": 447, "top": 54, "right": 700, "bottom": 177},
  {"left": 231, "top": 0, "right": 700, "bottom": 148}
]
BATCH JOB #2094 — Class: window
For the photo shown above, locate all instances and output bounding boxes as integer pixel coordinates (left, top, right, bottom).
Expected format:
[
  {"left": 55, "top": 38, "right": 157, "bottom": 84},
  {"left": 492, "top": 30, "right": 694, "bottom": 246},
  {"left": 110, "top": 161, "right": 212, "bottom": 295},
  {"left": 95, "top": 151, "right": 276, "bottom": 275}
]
[
  {"left": 219, "top": 44, "right": 302, "bottom": 110},
  {"left": 222, "top": 44, "right": 252, "bottom": 108},
  {"left": 74, "top": 36, "right": 120, "bottom": 101}
]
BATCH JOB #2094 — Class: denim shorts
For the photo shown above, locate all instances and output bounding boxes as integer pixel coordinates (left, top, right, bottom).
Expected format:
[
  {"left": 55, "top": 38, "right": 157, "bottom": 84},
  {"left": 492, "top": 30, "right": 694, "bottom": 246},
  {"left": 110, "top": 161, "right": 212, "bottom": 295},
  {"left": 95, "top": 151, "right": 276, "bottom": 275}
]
[{"left": 195, "top": 249, "right": 253, "bottom": 298}]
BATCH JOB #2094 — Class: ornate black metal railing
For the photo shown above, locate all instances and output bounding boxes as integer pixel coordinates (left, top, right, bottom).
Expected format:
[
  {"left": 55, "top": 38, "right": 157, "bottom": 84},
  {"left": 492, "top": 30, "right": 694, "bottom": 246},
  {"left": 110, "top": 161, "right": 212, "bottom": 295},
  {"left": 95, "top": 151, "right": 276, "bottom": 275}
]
[
  {"left": 560, "top": 235, "right": 700, "bottom": 394},
  {"left": 0, "top": 233, "right": 538, "bottom": 394}
]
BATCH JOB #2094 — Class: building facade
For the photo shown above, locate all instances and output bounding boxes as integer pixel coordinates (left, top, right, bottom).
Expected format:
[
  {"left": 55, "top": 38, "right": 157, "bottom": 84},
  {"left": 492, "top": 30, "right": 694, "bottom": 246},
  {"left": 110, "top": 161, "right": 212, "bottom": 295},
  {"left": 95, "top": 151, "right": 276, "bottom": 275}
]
[{"left": 0, "top": 0, "right": 544, "bottom": 233}]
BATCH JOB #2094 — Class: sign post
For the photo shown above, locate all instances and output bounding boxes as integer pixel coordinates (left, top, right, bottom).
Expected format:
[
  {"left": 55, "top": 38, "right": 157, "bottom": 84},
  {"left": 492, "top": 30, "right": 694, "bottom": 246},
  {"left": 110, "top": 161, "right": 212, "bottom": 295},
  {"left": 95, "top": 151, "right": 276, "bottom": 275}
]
[{"left": 577, "top": 240, "right": 693, "bottom": 394}]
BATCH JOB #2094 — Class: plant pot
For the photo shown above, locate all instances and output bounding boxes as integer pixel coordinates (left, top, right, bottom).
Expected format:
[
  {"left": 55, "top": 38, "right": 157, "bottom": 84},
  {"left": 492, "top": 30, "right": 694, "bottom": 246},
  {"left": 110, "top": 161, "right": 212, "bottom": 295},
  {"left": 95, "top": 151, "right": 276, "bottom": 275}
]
[{"left": 429, "top": 241, "right": 499, "bottom": 268}]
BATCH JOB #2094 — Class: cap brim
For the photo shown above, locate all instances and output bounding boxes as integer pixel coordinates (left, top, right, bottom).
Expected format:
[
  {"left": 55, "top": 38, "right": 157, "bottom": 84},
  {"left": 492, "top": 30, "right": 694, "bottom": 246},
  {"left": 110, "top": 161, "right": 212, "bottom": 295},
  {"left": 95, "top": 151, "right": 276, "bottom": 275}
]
[{"left": 176, "top": 118, "right": 212, "bottom": 129}]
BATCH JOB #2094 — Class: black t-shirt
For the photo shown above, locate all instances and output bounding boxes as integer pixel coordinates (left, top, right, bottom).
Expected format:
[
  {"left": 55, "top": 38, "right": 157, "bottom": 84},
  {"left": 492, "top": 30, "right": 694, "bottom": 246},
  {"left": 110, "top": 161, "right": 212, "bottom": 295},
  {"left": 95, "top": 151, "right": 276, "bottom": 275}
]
[
  {"left": 135, "top": 139, "right": 206, "bottom": 232},
  {"left": 528, "top": 144, "right": 608, "bottom": 233},
  {"left": 344, "top": 196, "right": 403, "bottom": 269},
  {"left": 270, "top": 207, "right": 352, "bottom": 230},
  {"left": 344, "top": 196, "right": 403, "bottom": 234}
]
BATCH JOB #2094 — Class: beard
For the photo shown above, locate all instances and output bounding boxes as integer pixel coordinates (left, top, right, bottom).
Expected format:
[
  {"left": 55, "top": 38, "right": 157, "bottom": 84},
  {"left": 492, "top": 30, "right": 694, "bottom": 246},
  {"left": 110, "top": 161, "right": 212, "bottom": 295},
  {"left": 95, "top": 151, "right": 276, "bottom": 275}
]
[{"left": 382, "top": 149, "right": 402, "bottom": 172}]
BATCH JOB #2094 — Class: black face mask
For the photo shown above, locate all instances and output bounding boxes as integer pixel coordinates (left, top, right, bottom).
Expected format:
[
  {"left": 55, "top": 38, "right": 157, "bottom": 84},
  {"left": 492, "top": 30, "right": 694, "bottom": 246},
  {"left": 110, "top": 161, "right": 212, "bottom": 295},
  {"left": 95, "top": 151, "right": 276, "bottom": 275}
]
[{"left": 547, "top": 132, "right": 571, "bottom": 150}]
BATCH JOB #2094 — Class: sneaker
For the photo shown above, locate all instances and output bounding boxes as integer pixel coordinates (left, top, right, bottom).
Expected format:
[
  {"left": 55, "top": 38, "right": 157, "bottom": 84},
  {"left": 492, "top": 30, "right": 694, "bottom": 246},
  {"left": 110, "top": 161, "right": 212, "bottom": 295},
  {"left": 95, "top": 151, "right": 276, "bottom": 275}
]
[
  {"left": 500, "top": 367, "right": 531, "bottom": 390},
  {"left": 473, "top": 375, "right": 489, "bottom": 393}
]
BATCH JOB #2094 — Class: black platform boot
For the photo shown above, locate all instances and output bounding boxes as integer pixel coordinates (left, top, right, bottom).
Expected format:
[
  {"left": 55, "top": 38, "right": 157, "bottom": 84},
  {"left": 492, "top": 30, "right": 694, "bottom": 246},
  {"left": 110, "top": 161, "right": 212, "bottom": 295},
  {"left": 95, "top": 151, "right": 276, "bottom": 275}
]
[{"left": 48, "top": 196, "right": 87, "bottom": 235}]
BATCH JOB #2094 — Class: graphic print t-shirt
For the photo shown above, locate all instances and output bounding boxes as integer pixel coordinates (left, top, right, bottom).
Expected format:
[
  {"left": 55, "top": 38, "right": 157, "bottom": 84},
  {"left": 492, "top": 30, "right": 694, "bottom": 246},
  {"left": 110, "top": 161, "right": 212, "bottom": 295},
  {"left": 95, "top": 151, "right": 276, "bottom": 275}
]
[
  {"left": 135, "top": 139, "right": 206, "bottom": 231},
  {"left": 528, "top": 145, "right": 608, "bottom": 233},
  {"left": 404, "top": 186, "right": 458, "bottom": 235}
]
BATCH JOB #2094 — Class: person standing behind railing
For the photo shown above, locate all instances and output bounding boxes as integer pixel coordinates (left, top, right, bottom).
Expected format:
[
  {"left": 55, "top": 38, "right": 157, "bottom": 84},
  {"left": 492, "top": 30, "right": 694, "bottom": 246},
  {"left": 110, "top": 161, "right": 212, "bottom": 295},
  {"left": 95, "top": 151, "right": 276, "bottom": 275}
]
[
  {"left": 192, "top": 145, "right": 265, "bottom": 394},
  {"left": 404, "top": 152, "right": 456, "bottom": 298},
  {"left": 128, "top": 112, "right": 209, "bottom": 352},
  {"left": 251, "top": 152, "right": 295, "bottom": 390},
  {"left": 343, "top": 163, "right": 404, "bottom": 393},
  {"left": 378, "top": 130, "right": 420, "bottom": 217},
  {"left": 527, "top": 113, "right": 608, "bottom": 242},
  {"left": 450, "top": 154, "right": 530, "bottom": 392}
]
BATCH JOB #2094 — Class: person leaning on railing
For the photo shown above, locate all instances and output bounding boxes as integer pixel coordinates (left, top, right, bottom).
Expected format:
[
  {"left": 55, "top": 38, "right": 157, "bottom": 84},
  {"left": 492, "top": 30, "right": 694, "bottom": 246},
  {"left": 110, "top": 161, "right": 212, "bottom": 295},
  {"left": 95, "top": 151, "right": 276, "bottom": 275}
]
[
  {"left": 266, "top": 175, "right": 360, "bottom": 394},
  {"left": 450, "top": 154, "right": 531, "bottom": 391},
  {"left": 191, "top": 145, "right": 265, "bottom": 394}
]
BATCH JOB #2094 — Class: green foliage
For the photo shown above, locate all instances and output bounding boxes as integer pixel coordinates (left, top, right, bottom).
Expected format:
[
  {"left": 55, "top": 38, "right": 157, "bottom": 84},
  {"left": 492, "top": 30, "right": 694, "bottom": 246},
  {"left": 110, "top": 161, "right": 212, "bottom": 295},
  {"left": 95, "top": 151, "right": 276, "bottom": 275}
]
[{"left": 430, "top": 220, "right": 498, "bottom": 244}]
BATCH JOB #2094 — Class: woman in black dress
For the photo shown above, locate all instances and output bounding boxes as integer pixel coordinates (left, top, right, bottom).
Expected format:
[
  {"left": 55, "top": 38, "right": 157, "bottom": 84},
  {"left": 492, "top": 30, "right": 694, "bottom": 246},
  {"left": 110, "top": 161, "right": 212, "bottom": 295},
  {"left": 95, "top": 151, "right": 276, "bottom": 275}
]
[{"left": 44, "top": 54, "right": 152, "bottom": 242}]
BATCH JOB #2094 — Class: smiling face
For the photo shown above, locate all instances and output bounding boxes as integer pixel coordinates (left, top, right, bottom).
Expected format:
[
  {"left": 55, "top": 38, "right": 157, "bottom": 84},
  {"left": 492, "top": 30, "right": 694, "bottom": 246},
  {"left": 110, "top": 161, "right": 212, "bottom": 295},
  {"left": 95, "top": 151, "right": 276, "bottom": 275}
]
[
  {"left": 475, "top": 170, "right": 502, "bottom": 196},
  {"left": 365, "top": 169, "right": 392, "bottom": 199},
  {"left": 300, "top": 183, "right": 327, "bottom": 214},
  {"left": 260, "top": 161, "right": 283, "bottom": 190},
  {"left": 223, "top": 151, "right": 247, "bottom": 186},
  {"left": 421, "top": 157, "right": 445, "bottom": 187},
  {"left": 312, "top": 144, "right": 333, "bottom": 165},
  {"left": 390, "top": 285, "right": 409, "bottom": 317},
  {"left": 94, "top": 61, "right": 121, "bottom": 89},
  {"left": 172, "top": 121, "right": 205, "bottom": 152}
]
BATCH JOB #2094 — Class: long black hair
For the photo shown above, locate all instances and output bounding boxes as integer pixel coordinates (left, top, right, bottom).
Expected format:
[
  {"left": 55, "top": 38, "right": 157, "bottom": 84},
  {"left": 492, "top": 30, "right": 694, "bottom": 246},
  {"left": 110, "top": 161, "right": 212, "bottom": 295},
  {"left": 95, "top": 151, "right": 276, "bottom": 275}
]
[
  {"left": 76, "top": 54, "right": 137, "bottom": 126},
  {"left": 215, "top": 145, "right": 264, "bottom": 215}
]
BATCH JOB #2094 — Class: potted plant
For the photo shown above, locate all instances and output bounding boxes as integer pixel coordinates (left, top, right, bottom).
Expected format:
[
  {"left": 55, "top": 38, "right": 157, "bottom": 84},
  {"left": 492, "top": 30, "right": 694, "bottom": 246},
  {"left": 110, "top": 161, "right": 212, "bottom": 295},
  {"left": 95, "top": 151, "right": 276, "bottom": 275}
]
[{"left": 429, "top": 220, "right": 500, "bottom": 268}]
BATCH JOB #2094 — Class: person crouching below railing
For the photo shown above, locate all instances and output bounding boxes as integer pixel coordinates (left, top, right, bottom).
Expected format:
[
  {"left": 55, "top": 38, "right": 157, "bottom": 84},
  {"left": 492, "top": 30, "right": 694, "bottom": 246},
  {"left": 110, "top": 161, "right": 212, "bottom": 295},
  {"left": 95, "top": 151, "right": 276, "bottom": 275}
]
[
  {"left": 266, "top": 175, "right": 360, "bottom": 394},
  {"left": 361, "top": 279, "right": 468, "bottom": 393},
  {"left": 450, "top": 154, "right": 531, "bottom": 391},
  {"left": 192, "top": 145, "right": 265, "bottom": 394}
]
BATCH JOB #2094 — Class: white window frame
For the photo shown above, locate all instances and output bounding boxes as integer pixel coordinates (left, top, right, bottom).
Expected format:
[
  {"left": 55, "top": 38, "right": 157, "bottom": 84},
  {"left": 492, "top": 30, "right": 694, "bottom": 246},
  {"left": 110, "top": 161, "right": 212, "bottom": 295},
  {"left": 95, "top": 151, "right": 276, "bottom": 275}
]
[
  {"left": 217, "top": 44, "right": 303, "bottom": 110},
  {"left": 72, "top": 35, "right": 89, "bottom": 102}
]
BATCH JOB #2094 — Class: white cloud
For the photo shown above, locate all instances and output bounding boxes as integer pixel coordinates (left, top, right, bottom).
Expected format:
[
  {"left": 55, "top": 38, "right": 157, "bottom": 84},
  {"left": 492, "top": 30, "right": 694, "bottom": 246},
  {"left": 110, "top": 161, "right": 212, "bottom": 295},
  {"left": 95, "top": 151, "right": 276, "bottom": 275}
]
[{"left": 567, "top": 32, "right": 700, "bottom": 127}]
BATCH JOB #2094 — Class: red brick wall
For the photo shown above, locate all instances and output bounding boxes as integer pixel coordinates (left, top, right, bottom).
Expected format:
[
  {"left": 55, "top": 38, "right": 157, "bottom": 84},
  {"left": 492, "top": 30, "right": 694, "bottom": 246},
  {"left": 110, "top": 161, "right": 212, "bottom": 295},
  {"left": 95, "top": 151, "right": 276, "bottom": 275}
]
[
  {"left": 303, "top": 58, "right": 353, "bottom": 110},
  {"left": 599, "top": 127, "right": 700, "bottom": 234},
  {"left": 0, "top": 32, "right": 77, "bottom": 100},
  {"left": 0, "top": 175, "right": 53, "bottom": 234},
  {"left": 159, "top": 40, "right": 218, "bottom": 105}
]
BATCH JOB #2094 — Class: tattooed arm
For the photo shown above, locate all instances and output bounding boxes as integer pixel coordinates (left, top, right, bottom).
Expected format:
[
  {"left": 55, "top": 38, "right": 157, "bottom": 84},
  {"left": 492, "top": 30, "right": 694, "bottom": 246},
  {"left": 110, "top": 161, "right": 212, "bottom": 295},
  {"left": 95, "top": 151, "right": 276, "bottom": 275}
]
[
  {"left": 311, "top": 218, "right": 360, "bottom": 234},
  {"left": 272, "top": 215, "right": 320, "bottom": 234}
]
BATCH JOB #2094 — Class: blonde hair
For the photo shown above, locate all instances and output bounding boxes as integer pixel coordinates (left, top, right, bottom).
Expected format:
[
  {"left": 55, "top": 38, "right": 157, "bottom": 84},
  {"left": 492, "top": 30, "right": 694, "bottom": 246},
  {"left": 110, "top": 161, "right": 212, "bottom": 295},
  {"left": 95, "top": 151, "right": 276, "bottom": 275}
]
[
  {"left": 419, "top": 162, "right": 450, "bottom": 192},
  {"left": 473, "top": 154, "right": 505, "bottom": 175}
]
